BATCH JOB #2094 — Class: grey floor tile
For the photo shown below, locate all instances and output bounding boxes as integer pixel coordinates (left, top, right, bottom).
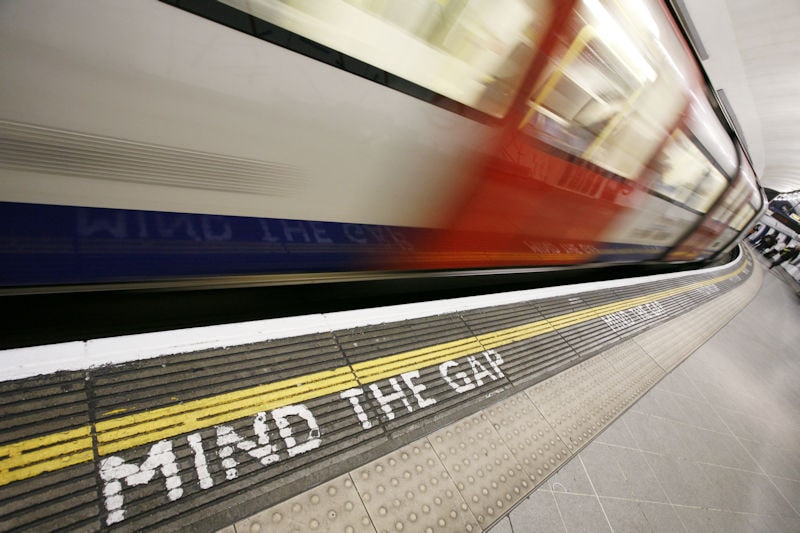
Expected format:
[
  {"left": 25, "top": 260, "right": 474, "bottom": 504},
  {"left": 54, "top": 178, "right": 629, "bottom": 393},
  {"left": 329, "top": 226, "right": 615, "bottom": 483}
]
[
  {"left": 760, "top": 510, "right": 800, "bottom": 533},
  {"left": 674, "top": 506, "right": 723, "bottom": 533},
  {"left": 579, "top": 443, "right": 668, "bottom": 502},
  {"left": 739, "top": 438, "right": 800, "bottom": 481},
  {"left": 655, "top": 368, "right": 703, "bottom": 401},
  {"left": 551, "top": 492, "right": 611, "bottom": 533},
  {"left": 489, "top": 515, "right": 513, "bottom": 533},
  {"left": 715, "top": 406, "right": 778, "bottom": 443},
  {"left": 668, "top": 392, "right": 729, "bottom": 433},
  {"left": 769, "top": 476, "right": 800, "bottom": 516},
  {"left": 642, "top": 453, "right": 724, "bottom": 509},
  {"left": 684, "top": 427, "right": 759, "bottom": 471},
  {"left": 506, "top": 490, "right": 565, "bottom": 533},
  {"left": 698, "top": 463, "right": 797, "bottom": 517},
  {"left": 692, "top": 366, "right": 772, "bottom": 418},
  {"left": 600, "top": 498, "right": 685, "bottom": 533},
  {"left": 547, "top": 456, "right": 593, "bottom": 495},
  {"left": 623, "top": 411, "right": 689, "bottom": 457},
  {"left": 713, "top": 511, "right": 764, "bottom": 533},
  {"left": 594, "top": 417, "right": 637, "bottom": 448}
]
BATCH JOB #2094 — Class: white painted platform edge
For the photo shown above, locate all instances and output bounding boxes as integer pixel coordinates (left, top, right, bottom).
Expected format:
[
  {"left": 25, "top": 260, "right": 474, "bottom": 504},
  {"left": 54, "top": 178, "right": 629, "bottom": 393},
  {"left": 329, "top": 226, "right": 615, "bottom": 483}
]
[{"left": 1, "top": 251, "right": 743, "bottom": 381}]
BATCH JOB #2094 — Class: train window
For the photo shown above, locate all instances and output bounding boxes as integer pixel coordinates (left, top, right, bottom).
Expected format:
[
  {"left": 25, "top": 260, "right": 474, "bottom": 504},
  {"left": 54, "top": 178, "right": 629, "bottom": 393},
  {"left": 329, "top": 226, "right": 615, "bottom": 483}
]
[
  {"left": 221, "top": 0, "right": 554, "bottom": 117},
  {"left": 710, "top": 180, "right": 748, "bottom": 225},
  {"left": 729, "top": 204, "right": 755, "bottom": 231},
  {"left": 648, "top": 130, "right": 728, "bottom": 213},
  {"left": 686, "top": 91, "right": 738, "bottom": 177},
  {"left": 520, "top": 0, "right": 690, "bottom": 180}
]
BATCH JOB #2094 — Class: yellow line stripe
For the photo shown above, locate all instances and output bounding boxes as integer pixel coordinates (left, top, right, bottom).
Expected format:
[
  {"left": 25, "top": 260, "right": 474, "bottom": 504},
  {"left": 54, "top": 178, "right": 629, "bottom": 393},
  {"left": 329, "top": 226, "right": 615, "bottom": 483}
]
[
  {"left": 352, "top": 337, "right": 486, "bottom": 384},
  {"left": 96, "top": 367, "right": 360, "bottom": 455},
  {"left": 0, "top": 426, "right": 93, "bottom": 486},
  {"left": 0, "top": 259, "right": 749, "bottom": 485}
]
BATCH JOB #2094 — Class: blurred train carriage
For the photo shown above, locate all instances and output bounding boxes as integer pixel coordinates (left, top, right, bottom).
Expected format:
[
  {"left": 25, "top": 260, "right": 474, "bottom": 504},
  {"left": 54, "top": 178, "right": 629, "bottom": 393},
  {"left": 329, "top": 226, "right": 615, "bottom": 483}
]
[{"left": 0, "top": 0, "right": 763, "bottom": 291}]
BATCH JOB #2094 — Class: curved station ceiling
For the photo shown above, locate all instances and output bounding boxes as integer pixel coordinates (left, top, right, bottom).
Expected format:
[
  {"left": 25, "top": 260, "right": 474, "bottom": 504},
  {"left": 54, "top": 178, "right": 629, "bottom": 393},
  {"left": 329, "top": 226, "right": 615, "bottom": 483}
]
[{"left": 681, "top": 0, "right": 800, "bottom": 193}]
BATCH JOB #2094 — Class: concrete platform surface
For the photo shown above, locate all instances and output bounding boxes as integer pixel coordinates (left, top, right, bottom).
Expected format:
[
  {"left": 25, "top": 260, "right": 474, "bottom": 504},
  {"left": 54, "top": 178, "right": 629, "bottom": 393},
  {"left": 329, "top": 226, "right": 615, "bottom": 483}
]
[{"left": 490, "top": 261, "right": 800, "bottom": 533}]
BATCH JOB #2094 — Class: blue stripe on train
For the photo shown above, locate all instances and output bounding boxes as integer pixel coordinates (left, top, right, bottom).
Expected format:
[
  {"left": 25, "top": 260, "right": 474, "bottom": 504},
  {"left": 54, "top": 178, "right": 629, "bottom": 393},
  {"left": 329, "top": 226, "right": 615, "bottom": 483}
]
[
  {"left": 595, "top": 241, "right": 669, "bottom": 262},
  {"left": 0, "top": 202, "right": 420, "bottom": 287}
]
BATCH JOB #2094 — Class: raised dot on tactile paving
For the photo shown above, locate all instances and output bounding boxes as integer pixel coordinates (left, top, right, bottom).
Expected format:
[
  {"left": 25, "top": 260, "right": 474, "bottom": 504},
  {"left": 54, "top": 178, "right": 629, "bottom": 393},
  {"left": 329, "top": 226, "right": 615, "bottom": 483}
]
[
  {"left": 250, "top": 523, "right": 262, "bottom": 533},
  {"left": 272, "top": 513, "right": 282, "bottom": 523},
  {"left": 311, "top": 494, "right": 320, "bottom": 504},
  {"left": 292, "top": 504, "right": 302, "bottom": 513}
]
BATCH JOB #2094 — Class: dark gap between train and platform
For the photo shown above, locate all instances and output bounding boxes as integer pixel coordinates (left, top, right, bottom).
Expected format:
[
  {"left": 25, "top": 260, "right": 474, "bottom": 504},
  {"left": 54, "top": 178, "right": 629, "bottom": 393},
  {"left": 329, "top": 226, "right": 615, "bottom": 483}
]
[{"left": 0, "top": 256, "right": 731, "bottom": 350}]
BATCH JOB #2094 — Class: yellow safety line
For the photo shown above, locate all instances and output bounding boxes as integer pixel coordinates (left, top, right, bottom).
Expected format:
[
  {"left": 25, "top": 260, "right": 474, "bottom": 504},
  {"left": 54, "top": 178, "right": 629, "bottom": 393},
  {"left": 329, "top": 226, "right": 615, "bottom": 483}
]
[
  {"left": 0, "top": 259, "right": 748, "bottom": 486},
  {"left": 95, "top": 367, "right": 360, "bottom": 455},
  {"left": 0, "top": 426, "right": 94, "bottom": 485}
]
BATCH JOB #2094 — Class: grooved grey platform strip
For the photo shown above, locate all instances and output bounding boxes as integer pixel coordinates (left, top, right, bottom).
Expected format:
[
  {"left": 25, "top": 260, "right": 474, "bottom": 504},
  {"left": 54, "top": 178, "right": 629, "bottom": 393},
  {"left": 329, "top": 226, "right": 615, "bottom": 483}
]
[
  {"left": 0, "top": 372, "right": 99, "bottom": 531},
  {"left": 460, "top": 303, "right": 578, "bottom": 386}
]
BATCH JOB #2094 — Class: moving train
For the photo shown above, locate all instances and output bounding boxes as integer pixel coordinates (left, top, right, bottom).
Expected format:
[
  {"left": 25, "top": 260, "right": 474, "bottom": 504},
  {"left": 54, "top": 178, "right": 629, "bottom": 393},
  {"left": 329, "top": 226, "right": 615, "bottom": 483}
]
[{"left": 0, "top": 0, "right": 764, "bottom": 292}]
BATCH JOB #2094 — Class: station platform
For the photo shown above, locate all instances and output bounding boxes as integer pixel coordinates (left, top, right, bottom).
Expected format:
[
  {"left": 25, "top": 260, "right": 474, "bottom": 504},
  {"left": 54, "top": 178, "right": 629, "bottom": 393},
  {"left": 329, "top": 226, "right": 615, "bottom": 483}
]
[
  {"left": 2, "top": 247, "right": 796, "bottom": 532},
  {"left": 489, "top": 251, "right": 800, "bottom": 533}
]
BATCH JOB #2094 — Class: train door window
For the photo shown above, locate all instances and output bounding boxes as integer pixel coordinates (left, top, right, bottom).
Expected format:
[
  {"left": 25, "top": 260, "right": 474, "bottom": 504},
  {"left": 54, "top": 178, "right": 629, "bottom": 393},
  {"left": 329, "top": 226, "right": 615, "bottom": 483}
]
[
  {"left": 520, "top": 0, "right": 690, "bottom": 180},
  {"left": 729, "top": 204, "right": 755, "bottom": 231},
  {"left": 686, "top": 91, "right": 738, "bottom": 177},
  {"left": 221, "top": 0, "right": 554, "bottom": 117},
  {"left": 648, "top": 130, "right": 728, "bottom": 213},
  {"left": 710, "top": 181, "right": 747, "bottom": 225}
]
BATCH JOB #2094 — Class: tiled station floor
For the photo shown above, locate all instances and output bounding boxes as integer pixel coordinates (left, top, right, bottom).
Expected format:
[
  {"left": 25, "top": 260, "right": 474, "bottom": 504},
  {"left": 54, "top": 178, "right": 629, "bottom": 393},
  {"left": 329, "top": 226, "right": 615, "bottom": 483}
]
[{"left": 489, "top": 259, "right": 800, "bottom": 533}]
